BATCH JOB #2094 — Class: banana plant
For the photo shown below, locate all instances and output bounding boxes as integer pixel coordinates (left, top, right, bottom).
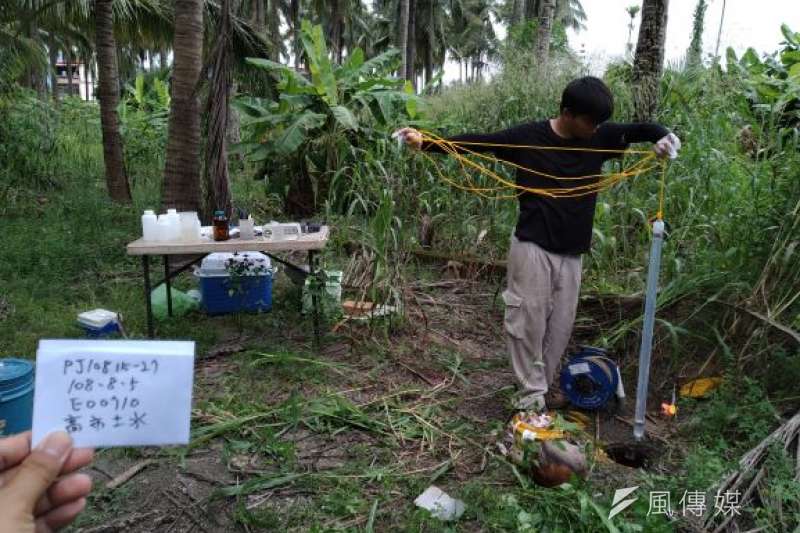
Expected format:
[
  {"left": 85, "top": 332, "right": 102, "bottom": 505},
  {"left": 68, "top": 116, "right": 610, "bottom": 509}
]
[
  {"left": 726, "top": 24, "right": 800, "bottom": 131},
  {"left": 234, "top": 20, "right": 421, "bottom": 215}
]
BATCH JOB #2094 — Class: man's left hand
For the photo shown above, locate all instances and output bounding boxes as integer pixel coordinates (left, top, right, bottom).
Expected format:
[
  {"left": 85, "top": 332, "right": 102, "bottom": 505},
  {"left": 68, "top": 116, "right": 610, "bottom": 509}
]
[{"left": 653, "top": 133, "right": 681, "bottom": 159}]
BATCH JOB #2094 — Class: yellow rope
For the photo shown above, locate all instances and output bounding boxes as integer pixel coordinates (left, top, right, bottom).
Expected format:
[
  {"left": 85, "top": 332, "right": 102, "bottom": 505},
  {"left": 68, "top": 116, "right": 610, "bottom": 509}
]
[{"left": 414, "top": 129, "right": 669, "bottom": 220}]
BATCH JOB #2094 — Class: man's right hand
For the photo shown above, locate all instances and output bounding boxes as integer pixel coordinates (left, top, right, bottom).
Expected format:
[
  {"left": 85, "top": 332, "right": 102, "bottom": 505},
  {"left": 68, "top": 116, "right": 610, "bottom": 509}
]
[{"left": 392, "top": 127, "right": 423, "bottom": 150}]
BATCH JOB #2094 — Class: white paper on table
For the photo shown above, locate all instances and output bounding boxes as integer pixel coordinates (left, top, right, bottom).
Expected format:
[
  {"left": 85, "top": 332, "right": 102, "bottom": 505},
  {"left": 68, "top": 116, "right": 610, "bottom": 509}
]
[{"left": 32, "top": 339, "right": 195, "bottom": 448}]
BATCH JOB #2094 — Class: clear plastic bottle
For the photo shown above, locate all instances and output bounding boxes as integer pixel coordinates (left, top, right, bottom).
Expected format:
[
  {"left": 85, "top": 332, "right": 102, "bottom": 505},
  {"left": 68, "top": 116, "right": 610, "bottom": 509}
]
[
  {"left": 213, "top": 210, "right": 229, "bottom": 241},
  {"left": 141, "top": 210, "right": 158, "bottom": 241}
]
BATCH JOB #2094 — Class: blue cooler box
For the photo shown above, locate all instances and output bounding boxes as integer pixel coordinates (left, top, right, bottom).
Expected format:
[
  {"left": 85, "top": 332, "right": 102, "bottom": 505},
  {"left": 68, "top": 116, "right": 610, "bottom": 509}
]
[
  {"left": 0, "top": 358, "right": 34, "bottom": 437},
  {"left": 195, "top": 252, "right": 273, "bottom": 315},
  {"left": 77, "top": 308, "right": 121, "bottom": 338}
]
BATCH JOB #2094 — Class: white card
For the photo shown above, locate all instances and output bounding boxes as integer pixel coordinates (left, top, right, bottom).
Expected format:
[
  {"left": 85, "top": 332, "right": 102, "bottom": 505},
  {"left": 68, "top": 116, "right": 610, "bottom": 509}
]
[{"left": 32, "top": 339, "right": 195, "bottom": 448}]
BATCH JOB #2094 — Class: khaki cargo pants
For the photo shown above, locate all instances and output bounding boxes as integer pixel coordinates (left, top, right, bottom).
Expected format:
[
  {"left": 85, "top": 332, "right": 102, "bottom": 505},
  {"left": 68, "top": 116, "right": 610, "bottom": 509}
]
[{"left": 502, "top": 235, "right": 582, "bottom": 410}]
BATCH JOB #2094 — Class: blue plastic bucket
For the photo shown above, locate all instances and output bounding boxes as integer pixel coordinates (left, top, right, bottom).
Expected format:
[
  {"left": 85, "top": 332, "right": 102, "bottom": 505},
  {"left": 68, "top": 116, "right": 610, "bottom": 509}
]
[{"left": 0, "top": 358, "right": 35, "bottom": 436}]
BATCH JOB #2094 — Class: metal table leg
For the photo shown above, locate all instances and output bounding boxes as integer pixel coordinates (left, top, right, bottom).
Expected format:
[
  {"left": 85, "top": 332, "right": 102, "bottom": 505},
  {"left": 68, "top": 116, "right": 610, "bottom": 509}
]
[
  {"left": 164, "top": 255, "right": 173, "bottom": 317},
  {"left": 309, "top": 250, "right": 321, "bottom": 350},
  {"left": 143, "top": 256, "right": 154, "bottom": 338}
]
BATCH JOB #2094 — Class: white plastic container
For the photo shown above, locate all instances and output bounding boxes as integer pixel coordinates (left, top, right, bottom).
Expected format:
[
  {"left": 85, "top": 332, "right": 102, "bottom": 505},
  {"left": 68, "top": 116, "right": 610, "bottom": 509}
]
[
  {"left": 141, "top": 210, "right": 158, "bottom": 241},
  {"left": 179, "top": 211, "right": 201, "bottom": 241},
  {"left": 166, "top": 209, "right": 181, "bottom": 240},
  {"left": 239, "top": 217, "right": 255, "bottom": 240},
  {"left": 280, "top": 223, "right": 302, "bottom": 241},
  {"left": 263, "top": 221, "right": 302, "bottom": 242},
  {"left": 156, "top": 215, "right": 171, "bottom": 242}
]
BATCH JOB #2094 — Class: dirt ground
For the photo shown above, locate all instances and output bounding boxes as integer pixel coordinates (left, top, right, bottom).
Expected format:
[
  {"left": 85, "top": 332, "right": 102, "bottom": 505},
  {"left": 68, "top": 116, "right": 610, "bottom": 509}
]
[{"left": 69, "top": 271, "right": 690, "bottom": 532}]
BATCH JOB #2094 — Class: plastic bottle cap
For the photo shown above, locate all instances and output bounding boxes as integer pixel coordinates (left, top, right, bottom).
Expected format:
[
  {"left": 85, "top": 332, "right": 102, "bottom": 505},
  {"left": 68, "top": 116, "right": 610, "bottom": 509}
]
[{"left": 144, "top": 210, "right": 154, "bottom": 215}]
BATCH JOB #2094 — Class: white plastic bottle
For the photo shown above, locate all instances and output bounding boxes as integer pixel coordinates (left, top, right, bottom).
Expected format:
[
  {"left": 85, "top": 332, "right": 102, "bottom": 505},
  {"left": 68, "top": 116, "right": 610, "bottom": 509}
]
[
  {"left": 179, "top": 211, "right": 201, "bottom": 241},
  {"left": 240, "top": 216, "right": 255, "bottom": 240},
  {"left": 141, "top": 210, "right": 158, "bottom": 241},
  {"left": 166, "top": 208, "right": 180, "bottom": 240},
  {"left": 266, "top": 221, "right": 283, "bottom": 242},
  {"left": 156, "top": 214, "right": 171, "bottom": 241}
]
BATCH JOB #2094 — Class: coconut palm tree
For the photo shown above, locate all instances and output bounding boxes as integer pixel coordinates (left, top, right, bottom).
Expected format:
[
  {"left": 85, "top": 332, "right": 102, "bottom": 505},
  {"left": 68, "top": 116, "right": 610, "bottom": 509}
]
[
  {"left": 631, "top": 0, "right": 669, "bottom": 121},
  {"left": 449, "top": 0, "right": 497, "bottom": 83},
  {"left": 0, "top": 3, "right": 48, "bottom": 94},
  {"left": 1, "top": 0, "right": 171, "bottom": 202},
  {"left": 398, "top": 0, "right": 410, "bottom": 80},
  {"left": 414, "top": 0, "right": 447, "bottom": 90},
  {"left": 554, "top": 0, "right": 586, "bottom": 31},
  {"left": 535, "top": 0, "right": 555, "bottom": 65},
  {"left": 95, "top": 0, "right": 131, "bottom": 202},
  {"left": 162, "top": 0, "right": 204, "bottom": 212},
  {"left": 502, "top": 0, "right": 585, "bottom": 32},
  {"left": 204, "top": 0, "right": 233, "bottom": 217}
]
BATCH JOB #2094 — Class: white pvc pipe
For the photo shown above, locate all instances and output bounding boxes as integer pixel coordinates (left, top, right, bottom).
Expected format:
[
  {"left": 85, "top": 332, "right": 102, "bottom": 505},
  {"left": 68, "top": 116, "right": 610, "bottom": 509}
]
[{"left": 634, "top": 219, "right": 665, "bottom": 441}]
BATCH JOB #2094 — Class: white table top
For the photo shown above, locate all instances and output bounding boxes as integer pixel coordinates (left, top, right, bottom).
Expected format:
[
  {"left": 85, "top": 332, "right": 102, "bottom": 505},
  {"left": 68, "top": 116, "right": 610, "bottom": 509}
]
[{"left": 126, "top": 225, "right": 330, "bottom": 255}]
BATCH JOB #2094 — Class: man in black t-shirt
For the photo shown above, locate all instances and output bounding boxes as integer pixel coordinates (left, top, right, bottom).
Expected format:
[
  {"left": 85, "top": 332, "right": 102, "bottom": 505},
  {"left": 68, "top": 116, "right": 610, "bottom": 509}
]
[{"left": 397, "top": 76, "right": 680, "bottom": 412}]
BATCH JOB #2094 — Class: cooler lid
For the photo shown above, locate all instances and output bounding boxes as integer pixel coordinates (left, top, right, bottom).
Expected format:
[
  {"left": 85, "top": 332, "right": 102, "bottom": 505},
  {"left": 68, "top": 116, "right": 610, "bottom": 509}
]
[
  {"left": 77, "top": 308, "right": 118, "bottom": 328},
  {"left": 198, "top": 252, "right": 271, "bottom": 277}
]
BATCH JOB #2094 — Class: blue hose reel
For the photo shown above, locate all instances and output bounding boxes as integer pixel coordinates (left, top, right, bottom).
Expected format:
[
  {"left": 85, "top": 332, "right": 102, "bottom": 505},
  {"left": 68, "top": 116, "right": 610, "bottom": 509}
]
[{"left": 560, "top": 347, "right": 622, "bottom": 410}]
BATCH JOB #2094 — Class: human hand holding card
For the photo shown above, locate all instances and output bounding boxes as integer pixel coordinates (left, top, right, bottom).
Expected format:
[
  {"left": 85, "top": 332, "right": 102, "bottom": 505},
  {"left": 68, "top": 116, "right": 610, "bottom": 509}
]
[{"left": 32, "top": 340, "right": 195, "bottom": 448}]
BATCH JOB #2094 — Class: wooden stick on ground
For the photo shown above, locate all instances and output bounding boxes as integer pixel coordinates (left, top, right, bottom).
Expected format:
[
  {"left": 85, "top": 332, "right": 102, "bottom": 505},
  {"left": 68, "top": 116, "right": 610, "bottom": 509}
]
[{"left": 105, "top": 459, "right": 156, "bottom": 490}]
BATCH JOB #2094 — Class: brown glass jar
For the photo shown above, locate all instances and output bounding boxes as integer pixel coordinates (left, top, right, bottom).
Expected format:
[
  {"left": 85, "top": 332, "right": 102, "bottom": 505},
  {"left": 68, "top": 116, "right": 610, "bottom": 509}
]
[{"left": 212, "top": 210, "right": 229, "bottom": 241}]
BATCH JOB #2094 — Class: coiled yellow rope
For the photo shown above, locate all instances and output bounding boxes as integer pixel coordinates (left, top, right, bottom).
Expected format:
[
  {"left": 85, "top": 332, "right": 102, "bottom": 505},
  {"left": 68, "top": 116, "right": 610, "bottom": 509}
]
[{"left": 415, "top": 129, "right": 669, "bottom": 220}]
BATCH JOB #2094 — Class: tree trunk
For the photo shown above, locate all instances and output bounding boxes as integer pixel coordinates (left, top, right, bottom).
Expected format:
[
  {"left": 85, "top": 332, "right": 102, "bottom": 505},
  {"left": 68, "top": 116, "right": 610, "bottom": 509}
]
[
  {"left": 405, "top": 0, "right": 417, "bottom": 85},
  {"left": 512, "top": 0, "right": 526, "bottom": 26},
  {"left": 162, "top": 0, "right": 204, "bottom": 212},
  {"left": 424, "top": 0, "right": 434, "bottom": 90},
  {"left": 714, "top": 0, "right": 726, "bottom": 58},
  {"left": 27, "top": 21, "right": 46, "bottom": 98},
  {"left": 290, "top": 0, "right": 301, "bottom": 67},
  {"left": 250, "top": 0, "right": 264, "bottom": 33},
  {"left": 159, "top": 49, "right": 168, "bottom": 69},
  {"left": 525, "top": 0, "right": 538, "bottom": 22},
  {"left": 268, "top": 0, "right": 280, "bottom": 61},
  {"left": 424, "top": 41, "right": 433, "bottom": 92},
  {"left": 535, "top": 0, "right": 555, "bottom": 65},
  {"left": 94, "top": 0, "right": 132, "bottom": 203},
  {"left": 398, "top": 0, "right": 410, "bottom": 80},
  {"left": 84, "top": 54, "right": 91, "bottom": 100},
  {"left": 48, "top": 41, "right": 58, "bottom": 100},
  {"left": 227, "top": 82, "right": 243, "bottom": 168},
  {"left": 257, "top": 0, "right": 265, "bottom": 31},
  {"left": 66, "top": 47, "right": 75, "bottom": 96},
  {"left": 330, "top": 0, "right": 343, "bottom": 64},
  {"left": 632, "top": 0, "right": 669, "bottom": 122},
  {"left": 204, "top": 0, "right": 233, "bottom": 220}
]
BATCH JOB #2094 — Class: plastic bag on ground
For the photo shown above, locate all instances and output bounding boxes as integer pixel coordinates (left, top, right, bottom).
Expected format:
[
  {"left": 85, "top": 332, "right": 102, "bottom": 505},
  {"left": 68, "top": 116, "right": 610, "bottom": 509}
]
[{"left": 150, "top": 284, "right": 200, "bottom": 321}]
